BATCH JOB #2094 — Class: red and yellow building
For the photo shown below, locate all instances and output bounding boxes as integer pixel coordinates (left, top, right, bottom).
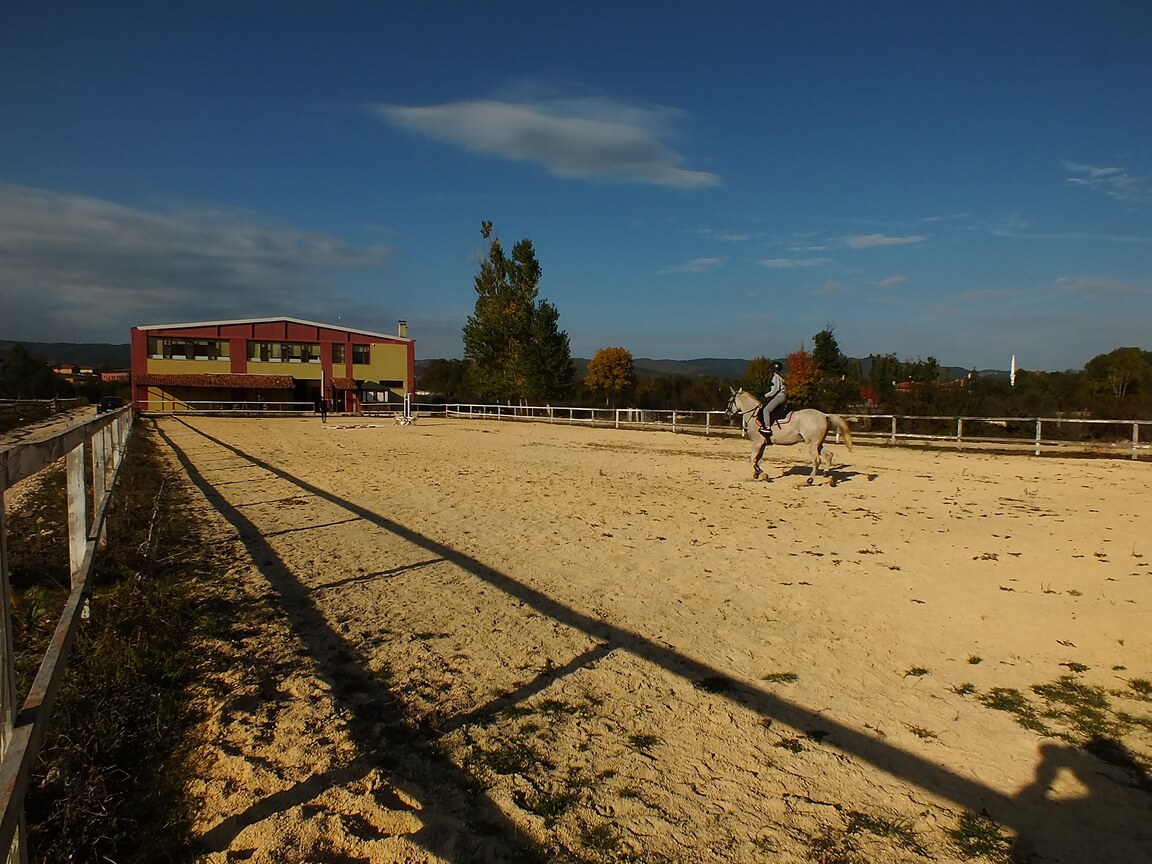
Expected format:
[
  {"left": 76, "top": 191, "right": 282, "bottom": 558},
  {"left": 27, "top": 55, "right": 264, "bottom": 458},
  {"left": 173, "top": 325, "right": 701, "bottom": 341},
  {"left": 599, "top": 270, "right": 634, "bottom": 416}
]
[{"left": 130, "top": 317, "right": 414, "bottom": 413}]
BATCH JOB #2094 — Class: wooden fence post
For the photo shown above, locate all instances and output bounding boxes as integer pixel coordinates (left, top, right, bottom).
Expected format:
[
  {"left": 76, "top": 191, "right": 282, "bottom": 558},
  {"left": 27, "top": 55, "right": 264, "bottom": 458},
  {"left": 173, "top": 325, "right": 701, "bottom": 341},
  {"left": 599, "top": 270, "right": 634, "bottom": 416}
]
[{"left": 66, "top": 442, "right": 89, "bottom": 590}]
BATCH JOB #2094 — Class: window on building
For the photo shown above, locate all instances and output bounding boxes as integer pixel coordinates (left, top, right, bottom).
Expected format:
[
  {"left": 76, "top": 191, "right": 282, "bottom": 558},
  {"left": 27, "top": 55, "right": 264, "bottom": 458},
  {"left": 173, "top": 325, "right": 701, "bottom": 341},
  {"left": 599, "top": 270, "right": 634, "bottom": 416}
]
[
  {"left": 248, "top": 341, "right": 278, "bottom": 361},
  {"left": 352, "top": 344, "right": 370, "bottom": 364},
  {"left": 149, "top": 338, "right": 229, "bottom": 360},
  {"left": 332, "top": 343, "right": 345, "bottom": 364}
]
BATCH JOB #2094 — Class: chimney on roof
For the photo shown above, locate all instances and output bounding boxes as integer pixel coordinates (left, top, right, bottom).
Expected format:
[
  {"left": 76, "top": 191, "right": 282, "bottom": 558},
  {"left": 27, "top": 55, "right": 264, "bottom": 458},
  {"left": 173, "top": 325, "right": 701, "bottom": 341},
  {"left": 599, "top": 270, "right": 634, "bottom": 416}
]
[{"left": 398, "top": 320, "right": 408, "bottom": 338}]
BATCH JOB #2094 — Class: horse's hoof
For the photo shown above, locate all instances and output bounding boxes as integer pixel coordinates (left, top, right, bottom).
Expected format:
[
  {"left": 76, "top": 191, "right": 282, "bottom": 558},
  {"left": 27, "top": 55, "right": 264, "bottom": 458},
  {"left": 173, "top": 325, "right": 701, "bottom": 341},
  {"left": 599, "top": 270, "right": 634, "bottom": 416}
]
[
  {"left": 806, "top": 477, "right": 814, "bottom": 486},
  {"left": 829, "top": 477, "right": 838, "bottom": 488}
]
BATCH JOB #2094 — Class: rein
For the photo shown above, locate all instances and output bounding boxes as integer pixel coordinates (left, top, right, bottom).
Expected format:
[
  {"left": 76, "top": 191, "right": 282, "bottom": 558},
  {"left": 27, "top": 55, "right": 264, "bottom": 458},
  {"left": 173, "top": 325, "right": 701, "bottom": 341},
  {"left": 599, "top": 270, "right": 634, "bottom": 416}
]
[{"left": 727, "top": 395, "right": 760, "bottom": 433}]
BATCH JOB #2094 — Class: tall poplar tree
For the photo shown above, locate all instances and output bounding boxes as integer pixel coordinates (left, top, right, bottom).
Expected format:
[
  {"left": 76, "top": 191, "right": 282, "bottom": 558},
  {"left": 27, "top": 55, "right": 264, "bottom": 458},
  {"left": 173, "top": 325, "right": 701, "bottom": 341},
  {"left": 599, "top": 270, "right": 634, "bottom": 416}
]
[{"left": 462, "top": 221, "right": 574, "bottom": 403}]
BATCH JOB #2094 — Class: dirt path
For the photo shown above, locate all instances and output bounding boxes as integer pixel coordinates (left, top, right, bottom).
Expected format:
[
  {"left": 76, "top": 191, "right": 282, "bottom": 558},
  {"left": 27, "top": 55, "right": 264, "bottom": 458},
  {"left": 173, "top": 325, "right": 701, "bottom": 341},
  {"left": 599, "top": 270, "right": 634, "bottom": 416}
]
[{"left": 153, "top": 416, "right": 1152, "bottom": 863}]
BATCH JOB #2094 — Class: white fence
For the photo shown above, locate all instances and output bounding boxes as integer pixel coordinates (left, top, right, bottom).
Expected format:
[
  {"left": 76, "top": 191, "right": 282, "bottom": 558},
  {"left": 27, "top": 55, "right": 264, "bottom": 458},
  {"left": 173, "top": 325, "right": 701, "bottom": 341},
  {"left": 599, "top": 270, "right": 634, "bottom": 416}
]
[
  {"left": 140, "top": 399, "right": 315, "bottom": 416},
  {"left": 427, "top": 403, "right": 1152, "bottom": 461},
  {"left": 136, "top": 397, "right": 1152, "bottom": 461},
  {"left": 0, "top": 406, "right": 134, "bottom": 861},
  {"left": 0, "top": 399, "right": 84, "bottom": 427}
]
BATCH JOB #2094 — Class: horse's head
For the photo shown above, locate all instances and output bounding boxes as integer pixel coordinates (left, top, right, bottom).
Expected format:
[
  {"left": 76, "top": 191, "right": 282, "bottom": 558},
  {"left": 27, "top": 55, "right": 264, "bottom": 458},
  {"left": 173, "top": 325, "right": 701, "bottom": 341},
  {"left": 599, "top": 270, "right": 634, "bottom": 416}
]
[{"left": 725, "top": 387, "right": 746, "bottom": 417}]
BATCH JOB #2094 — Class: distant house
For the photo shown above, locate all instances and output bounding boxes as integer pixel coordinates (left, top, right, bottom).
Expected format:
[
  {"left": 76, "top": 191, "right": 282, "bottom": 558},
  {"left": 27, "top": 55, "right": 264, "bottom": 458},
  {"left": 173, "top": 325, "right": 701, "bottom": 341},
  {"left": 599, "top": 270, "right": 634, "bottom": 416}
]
[
  {"left": 130, "top": 317, "right": 414, "bottom": 413},
  {"left": 50, "top": 363, "right": 98, "bottom": 385},
  {"left": 100, "top": 370, "right": 131, "bottom": 383}
]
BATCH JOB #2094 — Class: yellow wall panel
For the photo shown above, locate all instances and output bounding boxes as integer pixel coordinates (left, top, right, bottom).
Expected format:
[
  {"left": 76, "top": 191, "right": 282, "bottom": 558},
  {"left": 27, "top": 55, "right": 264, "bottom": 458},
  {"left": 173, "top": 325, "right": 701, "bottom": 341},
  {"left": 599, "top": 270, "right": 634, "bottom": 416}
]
[{"left": 147, "top": 359, "right": 232, "bottom": 374}]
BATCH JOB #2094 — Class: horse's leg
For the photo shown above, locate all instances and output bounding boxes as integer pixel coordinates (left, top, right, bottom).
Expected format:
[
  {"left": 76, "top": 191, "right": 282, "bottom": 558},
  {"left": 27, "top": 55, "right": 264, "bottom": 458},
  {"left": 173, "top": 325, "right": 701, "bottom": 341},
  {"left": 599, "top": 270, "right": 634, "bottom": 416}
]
[
  {"left": 752, "top": 439, "right": 766, "bottom": 479},
  {"left": 807, "top": 439, "right": 820, "bottom": 485}
]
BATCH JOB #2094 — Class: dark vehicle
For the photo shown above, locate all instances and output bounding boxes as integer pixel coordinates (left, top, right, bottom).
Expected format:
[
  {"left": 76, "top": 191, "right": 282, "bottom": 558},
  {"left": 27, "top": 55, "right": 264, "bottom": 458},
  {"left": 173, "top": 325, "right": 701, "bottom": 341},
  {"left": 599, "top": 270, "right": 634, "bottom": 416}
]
[{"left": 96, "top": 396, "right": 125, "bottom": 413}]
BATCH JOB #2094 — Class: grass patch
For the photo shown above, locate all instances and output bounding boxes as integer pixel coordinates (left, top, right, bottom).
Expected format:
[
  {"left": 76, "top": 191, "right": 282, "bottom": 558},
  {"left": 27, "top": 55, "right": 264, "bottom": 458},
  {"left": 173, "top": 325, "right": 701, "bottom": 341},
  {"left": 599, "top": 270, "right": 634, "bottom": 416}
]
[
  {"left": 627, "top": 733, "right": 661, "bottom": 753},
  {"left": 906, "top": 725, "right": 937, "bottom": 740},
  {"left": 475, "top": 736, "right": 553, "bottom": 775},
  {"left": 580, "top": 823, "right": 621, "bottom": 853},
  {"left": 967, "top": 655, "right": 983, "bottom": 665},
  {"left": 1031, "top": 676, "right": 1121, "bottom": 740},
  {"left": 762, "top": 671, "right": 799, "bottom": 684},
  {"left": 8, "top": 428, "right": 212, "bottom": 861},
  {"left": 512, "top": 786, "right": 580, "bottom": 827},
  {"left": 951, "top": 682, "right": 977, "bottom": 696},
  {"left": 695, "top": 674, "right": 739, "bottom": 693},
  {"left": 977, "top": 687, "right": 1052, "bottom": 735},
  {"left": 1127, "top": 678, "right": 1152, "bottom": 701},
  {"left": 948, "top": 811, "right": 1011, "bottom": 862},
  {"left": 973, "top": 676, "right": 1152, "bottom": 784},
  {"left": 903, "top": 666, "right": 929, "bottom": 678},
  {"left": 845, "top": 810, "right": 927, "bottom": 856}
]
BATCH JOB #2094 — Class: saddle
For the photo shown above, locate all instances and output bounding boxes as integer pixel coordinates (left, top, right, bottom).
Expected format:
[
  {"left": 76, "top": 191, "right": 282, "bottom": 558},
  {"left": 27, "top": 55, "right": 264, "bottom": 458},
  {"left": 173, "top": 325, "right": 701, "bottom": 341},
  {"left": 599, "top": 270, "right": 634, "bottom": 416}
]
[{"left": 757, "top": 404, "right": 790, "bottom": 437}]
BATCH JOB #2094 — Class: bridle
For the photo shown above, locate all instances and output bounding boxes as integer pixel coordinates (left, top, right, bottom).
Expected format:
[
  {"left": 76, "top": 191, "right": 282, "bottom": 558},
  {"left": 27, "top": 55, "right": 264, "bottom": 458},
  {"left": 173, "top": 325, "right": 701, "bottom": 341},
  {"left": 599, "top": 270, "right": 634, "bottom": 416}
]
[{"left": 726, "top": 391, "right": 759, "bottom": 435}]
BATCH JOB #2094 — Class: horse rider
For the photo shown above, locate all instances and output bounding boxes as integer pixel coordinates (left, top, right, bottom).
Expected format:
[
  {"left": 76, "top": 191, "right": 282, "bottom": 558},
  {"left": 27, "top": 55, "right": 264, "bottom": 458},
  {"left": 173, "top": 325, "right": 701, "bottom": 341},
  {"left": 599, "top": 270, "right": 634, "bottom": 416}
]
[{"left": 757, "top": 361, "right": 786, "bottom": 442}]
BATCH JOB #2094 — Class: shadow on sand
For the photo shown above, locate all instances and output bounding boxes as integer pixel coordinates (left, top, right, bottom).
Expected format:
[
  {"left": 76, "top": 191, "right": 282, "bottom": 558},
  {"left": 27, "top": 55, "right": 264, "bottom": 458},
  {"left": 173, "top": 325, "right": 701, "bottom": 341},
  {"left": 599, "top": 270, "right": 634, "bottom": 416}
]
[{"left": 157, "top": 417, "right": 1151, "bottom": 862}]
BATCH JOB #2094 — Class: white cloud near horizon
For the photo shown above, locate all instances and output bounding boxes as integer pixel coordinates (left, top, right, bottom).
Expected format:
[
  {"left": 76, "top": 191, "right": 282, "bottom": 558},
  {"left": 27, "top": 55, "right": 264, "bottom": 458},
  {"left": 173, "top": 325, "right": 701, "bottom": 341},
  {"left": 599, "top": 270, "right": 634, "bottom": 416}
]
[
  {"left": 1062, "top": 161, "right": 1150, "bottom": 203},
  {"left": 757, "top": 257, "right": 831, "bottom": 268},
  {"left": 847, "top": 233, "right": 927, "bottom": 249},
  {"left": 873, "top": 275, "right": 908, "bottom": 287},
  {"left": 374, "top": 97, "right": 720, "bottom": 189},
  {"left": 659, "top": 256, "right": 727, "bottom": 274},
  {"left": 1055, "top": 275, "right": 1147, "bottom": 298},
  {"left": 0, "top": 184, "right": 389, "bottom": 342}
]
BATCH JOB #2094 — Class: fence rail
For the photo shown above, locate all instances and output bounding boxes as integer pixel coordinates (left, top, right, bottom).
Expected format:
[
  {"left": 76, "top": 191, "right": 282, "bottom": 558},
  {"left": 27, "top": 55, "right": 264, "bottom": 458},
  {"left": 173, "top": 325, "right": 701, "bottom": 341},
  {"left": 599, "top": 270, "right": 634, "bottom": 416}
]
[
  {"left": 0, "top": 405, "right": 134, "bottom": 861},
  {"left": 430, "top": 403, "right": 1151, "bottom": 460},
  {"left": 137, "top": 398, "right": 1152, "bottom": 460},
  {"left": 140, "top": 399, "right": 315, "bottom": 416}
]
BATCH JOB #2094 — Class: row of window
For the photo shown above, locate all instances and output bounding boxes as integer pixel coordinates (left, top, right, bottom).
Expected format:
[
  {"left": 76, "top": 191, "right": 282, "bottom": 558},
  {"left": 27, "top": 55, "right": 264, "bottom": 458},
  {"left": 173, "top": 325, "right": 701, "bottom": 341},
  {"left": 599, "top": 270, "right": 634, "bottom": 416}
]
[
  {"left": 148, "top": 338, "right": 231, "bottom": 360},
  {"left": 148, "top": 339, "right": 371, "bottom": 364}
]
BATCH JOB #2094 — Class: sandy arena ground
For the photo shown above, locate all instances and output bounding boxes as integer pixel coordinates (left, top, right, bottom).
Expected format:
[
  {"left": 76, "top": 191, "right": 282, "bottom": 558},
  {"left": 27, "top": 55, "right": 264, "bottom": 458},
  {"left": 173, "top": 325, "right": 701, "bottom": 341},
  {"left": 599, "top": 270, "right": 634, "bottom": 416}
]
[{"left": 144, "top": 415, "right": 1150, "bottom": 863}]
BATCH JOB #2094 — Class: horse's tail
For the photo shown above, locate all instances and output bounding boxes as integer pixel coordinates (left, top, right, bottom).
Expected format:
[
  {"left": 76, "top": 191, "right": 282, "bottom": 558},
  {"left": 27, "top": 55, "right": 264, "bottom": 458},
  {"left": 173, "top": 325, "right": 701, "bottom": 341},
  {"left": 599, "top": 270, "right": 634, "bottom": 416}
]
[{"left": 827, "top": 414, "right": 853, "bottom": 451}]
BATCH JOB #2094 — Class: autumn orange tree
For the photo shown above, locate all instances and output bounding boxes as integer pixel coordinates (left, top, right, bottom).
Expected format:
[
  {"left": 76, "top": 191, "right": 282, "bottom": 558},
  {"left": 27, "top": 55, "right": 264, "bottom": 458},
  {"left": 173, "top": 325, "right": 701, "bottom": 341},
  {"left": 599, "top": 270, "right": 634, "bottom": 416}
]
[
  {"left": 584, "top": 347, "right": 637, "bottom": 406},
  {"left": 785, "top": 347, "right": 820, "bottom": 406}
]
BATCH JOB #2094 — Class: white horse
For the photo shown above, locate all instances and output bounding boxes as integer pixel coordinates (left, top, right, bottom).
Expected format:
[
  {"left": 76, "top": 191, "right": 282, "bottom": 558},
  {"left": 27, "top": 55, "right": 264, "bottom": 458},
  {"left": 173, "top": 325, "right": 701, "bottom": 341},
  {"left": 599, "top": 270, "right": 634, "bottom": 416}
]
[{"left": 725, "top": 388, "right": 853, "bottom": 485}]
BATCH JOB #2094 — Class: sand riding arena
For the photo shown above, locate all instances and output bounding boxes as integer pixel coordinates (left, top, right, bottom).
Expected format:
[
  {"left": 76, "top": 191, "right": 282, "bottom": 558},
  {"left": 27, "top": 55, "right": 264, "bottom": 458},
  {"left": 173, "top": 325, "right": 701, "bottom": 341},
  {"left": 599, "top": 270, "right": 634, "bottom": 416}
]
[{"left": 155, "top": 415, "right": 1151, "bottom": 864}]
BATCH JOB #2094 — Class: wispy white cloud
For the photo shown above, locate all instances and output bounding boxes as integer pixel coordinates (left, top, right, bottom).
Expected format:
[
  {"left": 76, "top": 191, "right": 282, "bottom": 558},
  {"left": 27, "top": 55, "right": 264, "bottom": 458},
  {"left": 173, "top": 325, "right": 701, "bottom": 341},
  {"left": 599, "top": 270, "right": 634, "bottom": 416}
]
[
  {"left": 0, "top": 184, "right": 388, "bottom": 342},
  {"left": 981, "top": 214, "right": 1151, "bottom": 244},
  {"left": 757, "top": 257, "right": 831, "bottom": 269},
  {"left": 1062, "top": 161, "right": 1150, "bottom": 203},
  {"left": 374, "top": 97, "right": 720, "bottom": 189},
  {"left": 847, "top": 233, "right": 927, "bottom": 249},
  {"left": 689, "top": 227, "right": 751, "bottom": 241},
  {"left": 814, "top": 280, "right": 848, "bottom": 295},
  {"left": 1055, "top": 275, "right": 1148, "bottom": 298},
  {"left": 659, "top": 256, "right": 727, "bottom": 274},
  {"left": 872, "top": 275, "right": 908, "bottom": 287}
]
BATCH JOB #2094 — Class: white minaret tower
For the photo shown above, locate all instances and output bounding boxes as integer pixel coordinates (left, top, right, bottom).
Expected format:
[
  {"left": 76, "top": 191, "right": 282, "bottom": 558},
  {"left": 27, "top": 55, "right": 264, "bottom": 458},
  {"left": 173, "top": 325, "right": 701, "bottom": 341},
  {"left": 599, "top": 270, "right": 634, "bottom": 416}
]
[{"left": 1010, "top": 354, "right": 1017, "bottom": 386}]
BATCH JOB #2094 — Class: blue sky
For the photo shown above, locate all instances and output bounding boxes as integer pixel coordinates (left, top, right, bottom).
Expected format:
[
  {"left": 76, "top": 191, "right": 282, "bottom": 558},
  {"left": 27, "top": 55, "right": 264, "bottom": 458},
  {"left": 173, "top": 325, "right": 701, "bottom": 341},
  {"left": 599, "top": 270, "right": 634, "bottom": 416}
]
[{"left": 1, "top": 1, "right": 1149, "bottom": 372}]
